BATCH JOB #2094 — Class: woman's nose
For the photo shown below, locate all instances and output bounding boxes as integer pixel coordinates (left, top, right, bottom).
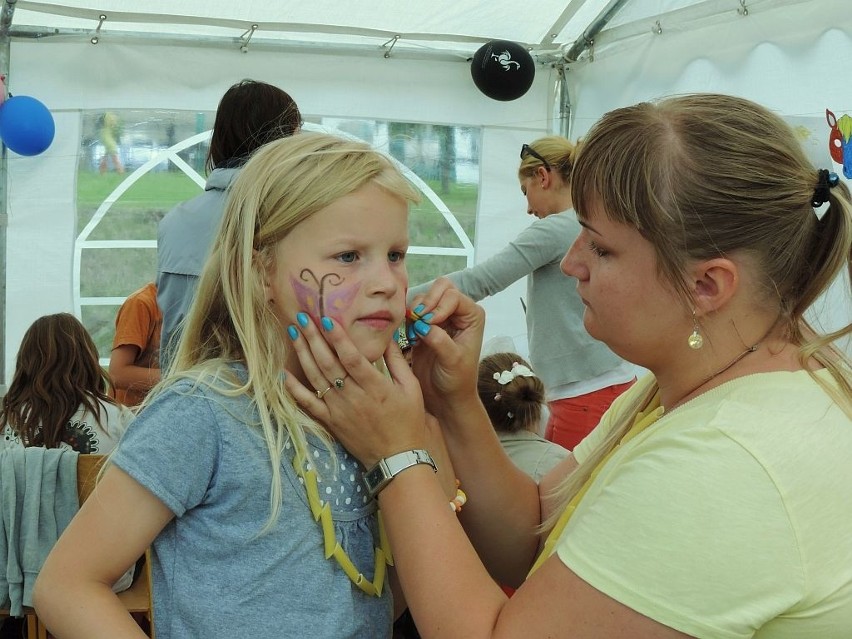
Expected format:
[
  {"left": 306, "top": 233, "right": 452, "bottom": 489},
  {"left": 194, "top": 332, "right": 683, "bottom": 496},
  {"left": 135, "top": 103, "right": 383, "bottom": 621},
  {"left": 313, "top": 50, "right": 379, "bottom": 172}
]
[{"left": 561, "top": 237, "right": 588, "bottom": 280}]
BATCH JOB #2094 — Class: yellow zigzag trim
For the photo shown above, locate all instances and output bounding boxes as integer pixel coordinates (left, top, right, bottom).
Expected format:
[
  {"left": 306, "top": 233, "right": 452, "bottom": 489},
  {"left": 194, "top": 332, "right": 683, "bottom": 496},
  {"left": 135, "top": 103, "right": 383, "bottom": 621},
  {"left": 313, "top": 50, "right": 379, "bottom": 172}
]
[{"left": 296, "top": 459, "right": 392, "bottom": 597}]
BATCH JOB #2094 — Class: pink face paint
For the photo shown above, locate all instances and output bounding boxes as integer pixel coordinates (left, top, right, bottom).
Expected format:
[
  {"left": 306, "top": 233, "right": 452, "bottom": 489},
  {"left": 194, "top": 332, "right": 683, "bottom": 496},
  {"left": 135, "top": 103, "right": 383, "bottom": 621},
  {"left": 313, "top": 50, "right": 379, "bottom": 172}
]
[{"left": 291, "top": 269, "right": 361, "bottom": 322}]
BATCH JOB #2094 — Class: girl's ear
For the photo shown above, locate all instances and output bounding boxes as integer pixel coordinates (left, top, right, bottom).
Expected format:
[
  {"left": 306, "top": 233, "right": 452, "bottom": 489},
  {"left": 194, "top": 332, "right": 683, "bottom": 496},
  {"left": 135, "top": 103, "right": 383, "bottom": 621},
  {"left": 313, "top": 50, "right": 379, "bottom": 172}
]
[{"left": 691, "top": 257, "right": 738, "bottom": 315}]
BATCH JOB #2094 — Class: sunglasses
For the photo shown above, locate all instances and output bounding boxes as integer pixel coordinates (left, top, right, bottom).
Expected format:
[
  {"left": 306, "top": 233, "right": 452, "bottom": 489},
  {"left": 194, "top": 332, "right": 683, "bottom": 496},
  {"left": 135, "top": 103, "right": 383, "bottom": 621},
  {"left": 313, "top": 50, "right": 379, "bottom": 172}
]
[{"left": 520, "top": 144, "right": 551, "bottom": 171}]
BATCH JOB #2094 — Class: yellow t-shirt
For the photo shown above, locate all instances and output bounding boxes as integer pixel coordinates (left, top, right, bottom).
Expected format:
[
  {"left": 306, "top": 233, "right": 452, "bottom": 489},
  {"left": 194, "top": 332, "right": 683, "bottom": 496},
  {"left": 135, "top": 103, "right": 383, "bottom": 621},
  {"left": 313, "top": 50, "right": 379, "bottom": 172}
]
[{"left": 556, "top": 370, "right": 852, "bottom": 638}]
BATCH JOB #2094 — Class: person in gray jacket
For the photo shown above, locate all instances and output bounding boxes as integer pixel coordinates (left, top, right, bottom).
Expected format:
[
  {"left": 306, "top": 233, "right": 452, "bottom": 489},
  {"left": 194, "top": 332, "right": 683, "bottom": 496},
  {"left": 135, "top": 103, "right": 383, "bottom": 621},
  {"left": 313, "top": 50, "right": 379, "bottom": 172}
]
[
  {"left": 156, "top": 79, "right": 302, "bottom": 370},
  {"left": 408, "top": 136, "right": 634, "bottom": 450}
]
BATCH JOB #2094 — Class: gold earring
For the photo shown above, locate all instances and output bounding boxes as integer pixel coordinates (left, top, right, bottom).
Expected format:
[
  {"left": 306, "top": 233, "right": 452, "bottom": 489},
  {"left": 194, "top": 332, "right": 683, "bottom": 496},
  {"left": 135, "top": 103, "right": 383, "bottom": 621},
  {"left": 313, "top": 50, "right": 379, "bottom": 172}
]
[{"left": 688, "top": 310, "right": 704, "bottom": 350}]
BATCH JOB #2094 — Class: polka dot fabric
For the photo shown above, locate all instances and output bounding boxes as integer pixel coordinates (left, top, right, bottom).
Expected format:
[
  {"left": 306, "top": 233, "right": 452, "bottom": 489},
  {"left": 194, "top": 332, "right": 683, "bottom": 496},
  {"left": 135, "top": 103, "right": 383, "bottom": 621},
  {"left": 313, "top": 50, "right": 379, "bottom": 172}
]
[{"left": 284, "top": 436, "right": 374, "bottom": 513}]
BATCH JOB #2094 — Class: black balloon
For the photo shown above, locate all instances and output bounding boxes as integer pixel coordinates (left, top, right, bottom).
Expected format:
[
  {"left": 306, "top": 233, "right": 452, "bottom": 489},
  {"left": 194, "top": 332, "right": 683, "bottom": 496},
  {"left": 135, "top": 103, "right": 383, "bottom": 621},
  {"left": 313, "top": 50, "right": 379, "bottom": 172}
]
[{"left": 470, "top": 40, "right": 535, "bottom": 101}]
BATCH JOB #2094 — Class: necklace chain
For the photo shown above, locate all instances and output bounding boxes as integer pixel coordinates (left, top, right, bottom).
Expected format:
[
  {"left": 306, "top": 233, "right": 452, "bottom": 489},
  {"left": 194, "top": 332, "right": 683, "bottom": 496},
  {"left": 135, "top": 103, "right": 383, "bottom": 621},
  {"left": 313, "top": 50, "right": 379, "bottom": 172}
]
[
  {"left": 670, "top": 342, "right": 760, "bottom": 409},
  {"left": 293, "top": 455, "right": 393, "bottom": 597}
]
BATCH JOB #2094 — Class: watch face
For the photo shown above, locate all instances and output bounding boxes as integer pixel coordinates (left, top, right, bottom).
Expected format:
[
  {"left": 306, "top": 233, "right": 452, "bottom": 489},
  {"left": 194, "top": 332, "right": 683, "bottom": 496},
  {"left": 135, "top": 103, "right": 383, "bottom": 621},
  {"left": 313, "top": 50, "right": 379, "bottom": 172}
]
[{"left": 364, "top": 466, "right": 385, "bottom": 491}]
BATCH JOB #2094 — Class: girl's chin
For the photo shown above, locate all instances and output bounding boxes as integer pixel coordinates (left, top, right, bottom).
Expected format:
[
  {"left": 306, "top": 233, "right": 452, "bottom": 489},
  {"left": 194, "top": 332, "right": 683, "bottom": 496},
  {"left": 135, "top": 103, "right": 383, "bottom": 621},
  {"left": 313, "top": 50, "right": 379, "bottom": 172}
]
[{"left": 353, "top": 338, "right": 392, "bottom": 364}]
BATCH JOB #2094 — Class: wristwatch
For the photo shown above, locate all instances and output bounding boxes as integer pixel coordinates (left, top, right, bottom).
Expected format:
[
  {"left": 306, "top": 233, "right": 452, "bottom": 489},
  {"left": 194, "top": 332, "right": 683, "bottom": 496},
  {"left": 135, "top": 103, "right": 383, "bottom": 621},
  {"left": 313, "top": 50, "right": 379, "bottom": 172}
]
[{"left": 363, "top": 449, "right": 437, "bottom": 499}]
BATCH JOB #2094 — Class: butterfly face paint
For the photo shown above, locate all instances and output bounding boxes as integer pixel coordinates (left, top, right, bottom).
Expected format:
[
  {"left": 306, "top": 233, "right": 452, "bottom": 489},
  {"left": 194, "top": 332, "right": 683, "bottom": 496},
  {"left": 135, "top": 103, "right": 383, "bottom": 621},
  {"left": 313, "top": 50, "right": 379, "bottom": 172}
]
[{"left": 291, "top": 269, "right": 361, "bottom": 323}]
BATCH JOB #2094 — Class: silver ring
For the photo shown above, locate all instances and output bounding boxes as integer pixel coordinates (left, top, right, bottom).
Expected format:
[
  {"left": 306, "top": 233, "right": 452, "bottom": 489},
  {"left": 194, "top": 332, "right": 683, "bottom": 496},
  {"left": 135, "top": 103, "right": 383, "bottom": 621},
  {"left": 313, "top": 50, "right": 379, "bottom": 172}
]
[
  {"left": 334, "top": 377, "right": 346, "bottom": 390},
  {"left": 316, "top": 385, "right": 332, "bottom": 399}
]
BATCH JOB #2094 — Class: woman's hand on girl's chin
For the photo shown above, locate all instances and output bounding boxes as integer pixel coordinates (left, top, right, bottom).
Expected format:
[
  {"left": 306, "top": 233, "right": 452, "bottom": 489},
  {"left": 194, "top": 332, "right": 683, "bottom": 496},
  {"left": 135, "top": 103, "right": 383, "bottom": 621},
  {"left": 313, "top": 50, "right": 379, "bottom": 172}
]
[
  {"left": 283, "top": 313, "right": 427, "bottom": 468},
  {"left": 408, "top": 279, "right": 486, "bottom": 417}
]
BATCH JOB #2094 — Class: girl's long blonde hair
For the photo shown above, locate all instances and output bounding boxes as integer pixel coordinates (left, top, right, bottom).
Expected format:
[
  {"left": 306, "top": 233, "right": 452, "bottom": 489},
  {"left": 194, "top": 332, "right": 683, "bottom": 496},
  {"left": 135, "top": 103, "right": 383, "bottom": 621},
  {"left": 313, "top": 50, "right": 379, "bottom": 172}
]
[
  {"left": 547, "top": 93, "right": 852, "bottom": 526},
  {"left": 151, "top": 132, "right": 418, "bottom": 528}
]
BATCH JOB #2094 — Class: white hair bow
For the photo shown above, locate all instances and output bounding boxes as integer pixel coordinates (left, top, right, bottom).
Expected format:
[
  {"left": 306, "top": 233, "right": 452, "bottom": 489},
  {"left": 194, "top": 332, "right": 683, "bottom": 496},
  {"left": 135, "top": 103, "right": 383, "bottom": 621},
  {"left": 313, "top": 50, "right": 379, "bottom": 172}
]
[{"left": 493, "top": 362, "right": 535, "bottom": 385}]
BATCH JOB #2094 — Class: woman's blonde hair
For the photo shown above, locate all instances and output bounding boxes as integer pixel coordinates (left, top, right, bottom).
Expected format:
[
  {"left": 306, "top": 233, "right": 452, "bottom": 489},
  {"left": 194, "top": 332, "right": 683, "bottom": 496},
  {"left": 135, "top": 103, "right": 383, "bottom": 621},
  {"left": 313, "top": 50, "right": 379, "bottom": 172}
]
[
  {"left": 518, "top": 135, "right": 577, "bottom": 184},
  {"left": 547, "top": 93, "right": 852, "bottom": 526},
  {"left": 153, "top": 132, "right": 418, "bottom": 529}
]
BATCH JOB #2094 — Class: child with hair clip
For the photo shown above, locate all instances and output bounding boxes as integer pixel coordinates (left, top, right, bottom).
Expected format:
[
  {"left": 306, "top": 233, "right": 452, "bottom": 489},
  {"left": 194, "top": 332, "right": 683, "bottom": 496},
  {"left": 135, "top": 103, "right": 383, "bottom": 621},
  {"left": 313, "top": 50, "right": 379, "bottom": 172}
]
[
  {"left": 478, "top": 353, "right": 568, "bottom": 482},
  {"left": 1, "top": 313, "right": 128, "bottom": 453},
  {"left": 34, "top": 132, "right": 454, "bottom": 639}
]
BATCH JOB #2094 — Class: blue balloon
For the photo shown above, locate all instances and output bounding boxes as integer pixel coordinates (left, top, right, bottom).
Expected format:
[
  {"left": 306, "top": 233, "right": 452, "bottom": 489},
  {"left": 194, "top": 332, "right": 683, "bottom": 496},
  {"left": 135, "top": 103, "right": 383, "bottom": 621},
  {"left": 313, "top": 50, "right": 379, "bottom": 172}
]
[{"left": 0, "top": 95, "right": 56, "bottom": 156}]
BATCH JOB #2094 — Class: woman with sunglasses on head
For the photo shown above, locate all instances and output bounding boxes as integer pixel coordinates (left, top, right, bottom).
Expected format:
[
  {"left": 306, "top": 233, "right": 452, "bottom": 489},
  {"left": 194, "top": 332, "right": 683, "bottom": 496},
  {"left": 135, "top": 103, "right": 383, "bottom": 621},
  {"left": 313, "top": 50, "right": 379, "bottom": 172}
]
[{"left": 409, "top": 136, "right": 634, "bottom": 451}]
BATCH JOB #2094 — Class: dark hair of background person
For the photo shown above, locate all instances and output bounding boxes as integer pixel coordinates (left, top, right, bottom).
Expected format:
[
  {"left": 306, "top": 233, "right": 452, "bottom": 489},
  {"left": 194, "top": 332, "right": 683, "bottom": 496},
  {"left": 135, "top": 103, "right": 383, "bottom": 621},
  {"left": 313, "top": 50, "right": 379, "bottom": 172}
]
[
  {"left": 477, "top": 352, "right": 546, "bottom": 434},
  {"left": 206, "top": 79, "right": 303, "bottom": 173},
  {"left": 0, "top": 313, "right": 114, "bottom": 447}
]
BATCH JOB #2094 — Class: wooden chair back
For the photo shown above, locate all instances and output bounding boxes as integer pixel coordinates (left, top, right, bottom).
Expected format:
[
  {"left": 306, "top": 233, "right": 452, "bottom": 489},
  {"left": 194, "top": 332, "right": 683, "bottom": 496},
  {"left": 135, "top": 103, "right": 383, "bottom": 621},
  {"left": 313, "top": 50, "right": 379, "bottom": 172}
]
[
  {"left": 1, "top": 453, "right": 155, "bottom": 638},
  {"left": 77, "top": 453, "right": 107, "bottom": 503}
]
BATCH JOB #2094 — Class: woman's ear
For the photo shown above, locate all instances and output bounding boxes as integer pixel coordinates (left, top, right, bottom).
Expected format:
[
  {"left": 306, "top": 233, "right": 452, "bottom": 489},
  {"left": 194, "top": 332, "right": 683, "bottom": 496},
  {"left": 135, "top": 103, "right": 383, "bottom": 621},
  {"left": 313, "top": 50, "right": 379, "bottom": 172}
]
[
  {"left": 691, "top": 257, "right": 738, "bottom": 315},
  {"left": 537, "top": 165, "right": 551, "bottom": 189}
]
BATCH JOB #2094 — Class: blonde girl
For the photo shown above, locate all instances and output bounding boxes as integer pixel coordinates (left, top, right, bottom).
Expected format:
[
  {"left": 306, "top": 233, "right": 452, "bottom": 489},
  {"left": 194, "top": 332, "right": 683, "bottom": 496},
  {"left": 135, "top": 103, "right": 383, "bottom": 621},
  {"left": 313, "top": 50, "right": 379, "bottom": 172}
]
[{"left": 34, "top": 133, "right": 423, "bottom": 639}]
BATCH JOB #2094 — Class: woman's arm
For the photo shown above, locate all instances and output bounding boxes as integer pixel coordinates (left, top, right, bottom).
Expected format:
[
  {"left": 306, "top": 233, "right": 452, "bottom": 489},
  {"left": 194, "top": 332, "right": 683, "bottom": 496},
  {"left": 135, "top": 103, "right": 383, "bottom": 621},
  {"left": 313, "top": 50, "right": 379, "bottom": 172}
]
[
  {"left": 376, "top": 464, "right": 692, "bottom": 639},
  {"left": 410, "top": 280, "right": 542, "bottom": 584},
  {"left": 432, "top": 394, "right": 542, "bottom": 587},
  {"left": 408, "top": 214, "right": 568, "bottom": 303},
  {"left": 283, "top": 296, "right": 692, "bottom": 638},
  {"left": 108, "top": 345, "right": 161, "bottom": 393},
  {"left": 33, "top": 465, "right": 174, "bottom": 639}
]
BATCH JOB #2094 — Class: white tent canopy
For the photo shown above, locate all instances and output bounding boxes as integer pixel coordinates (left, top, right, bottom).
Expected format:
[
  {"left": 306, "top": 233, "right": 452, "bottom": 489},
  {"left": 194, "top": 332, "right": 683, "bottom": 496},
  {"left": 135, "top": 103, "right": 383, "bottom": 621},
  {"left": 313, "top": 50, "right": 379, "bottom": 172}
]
[
  {"left": 1, "top": 0, "right": 850, "bottom": 381},
  {"left": 9, "top": 0, "right": 773, "bottom": 60}
]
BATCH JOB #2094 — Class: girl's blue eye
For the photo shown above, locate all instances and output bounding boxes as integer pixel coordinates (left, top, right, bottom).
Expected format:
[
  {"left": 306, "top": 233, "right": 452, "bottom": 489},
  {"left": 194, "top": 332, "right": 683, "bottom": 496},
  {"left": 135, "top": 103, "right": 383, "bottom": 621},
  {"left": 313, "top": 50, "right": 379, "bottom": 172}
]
[
  {"left": 337, "top": 251, "right": 358, "bottom": 264},
  {"left": 388, "top": 251, "right": 405, "bottom": 263}
]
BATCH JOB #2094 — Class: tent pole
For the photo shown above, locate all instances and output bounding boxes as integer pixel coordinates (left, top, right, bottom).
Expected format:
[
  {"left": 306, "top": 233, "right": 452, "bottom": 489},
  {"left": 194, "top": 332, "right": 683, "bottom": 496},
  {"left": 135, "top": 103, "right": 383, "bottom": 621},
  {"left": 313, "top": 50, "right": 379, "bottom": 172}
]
[
  {"left": 0, "top": 0, "right": 13, "bottom": 392},
  {"left": 563, "top": 0, "right": 631, "bottom": 63},
  {"left": 554, "top": 63, "right": 571, "bottom": 139}
]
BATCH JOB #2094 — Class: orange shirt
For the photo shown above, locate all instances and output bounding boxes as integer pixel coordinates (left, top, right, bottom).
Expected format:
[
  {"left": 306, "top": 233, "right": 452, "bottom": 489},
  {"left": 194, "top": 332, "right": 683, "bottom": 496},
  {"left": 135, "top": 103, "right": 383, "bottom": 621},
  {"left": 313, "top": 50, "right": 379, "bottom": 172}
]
[{"left": 111, "top": 282, "right": 161, "bottom": 406}]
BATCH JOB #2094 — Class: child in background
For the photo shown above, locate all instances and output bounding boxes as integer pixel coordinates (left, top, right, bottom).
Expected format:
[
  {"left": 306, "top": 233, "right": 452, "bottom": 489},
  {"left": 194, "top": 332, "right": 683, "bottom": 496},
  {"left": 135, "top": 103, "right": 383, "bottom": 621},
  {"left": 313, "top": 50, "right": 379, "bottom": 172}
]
[
  {"left": 34, "top": 133, "right": 453, "bottom": 638},
  {"left": 109, "top": 281, "right": 161, "bottom": 407},
  {"left": 478, "top": 352, "right": 568, "bottom": 482},
  {"left": 0, "top": 313, "right": 127, "bottom": 454}
]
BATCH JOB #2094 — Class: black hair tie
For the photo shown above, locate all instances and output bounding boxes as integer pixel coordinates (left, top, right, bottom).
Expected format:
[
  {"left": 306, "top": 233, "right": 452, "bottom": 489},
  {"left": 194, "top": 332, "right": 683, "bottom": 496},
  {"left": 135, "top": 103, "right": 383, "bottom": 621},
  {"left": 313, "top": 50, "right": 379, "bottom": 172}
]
[{"left": 811, "top": 169, "right": 840, "bottom": 207}]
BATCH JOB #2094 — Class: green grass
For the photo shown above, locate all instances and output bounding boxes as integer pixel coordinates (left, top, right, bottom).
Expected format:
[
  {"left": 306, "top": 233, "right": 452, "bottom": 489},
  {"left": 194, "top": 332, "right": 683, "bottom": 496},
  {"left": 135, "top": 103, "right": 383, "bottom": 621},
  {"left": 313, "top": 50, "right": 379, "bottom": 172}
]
[{"left": 78, "top": 170, "right": 204, "bottom": 239}]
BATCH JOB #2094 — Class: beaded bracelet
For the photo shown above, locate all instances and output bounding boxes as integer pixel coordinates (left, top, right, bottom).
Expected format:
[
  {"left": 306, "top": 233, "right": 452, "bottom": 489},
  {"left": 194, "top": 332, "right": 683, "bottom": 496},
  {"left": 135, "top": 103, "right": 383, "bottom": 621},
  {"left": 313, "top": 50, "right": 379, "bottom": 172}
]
[{"left": 449, "top": 480, "right": 467, "bottom": 513}]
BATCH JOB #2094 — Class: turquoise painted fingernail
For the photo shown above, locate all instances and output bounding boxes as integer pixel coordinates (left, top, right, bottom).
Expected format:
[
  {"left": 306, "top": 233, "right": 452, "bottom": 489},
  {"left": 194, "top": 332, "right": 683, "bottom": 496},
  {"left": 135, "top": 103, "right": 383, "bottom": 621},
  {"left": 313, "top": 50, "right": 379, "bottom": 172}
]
[
  {"left": 296, "top": 312, "right": 309, "bottom": 328},
  {"left": 393, "top": 329, "right": 400, "bottom": 342},
  {"left": 406, "top": 323, "right": 418, "bottom": 344},
  {"left": 413, "top": 303, "right": 426, "bottom": 315},
  {"left": 321, "top": 316, "right": 334, "bottom": 331},
  {"left": 287, "top": 325, "right": 299, "bottom": 341},
  {"left": 413, "top": 319, "right": 431, "bottom": 337},
  {"left": 421, "top": 312, "right": 434, "bottom": 323}
]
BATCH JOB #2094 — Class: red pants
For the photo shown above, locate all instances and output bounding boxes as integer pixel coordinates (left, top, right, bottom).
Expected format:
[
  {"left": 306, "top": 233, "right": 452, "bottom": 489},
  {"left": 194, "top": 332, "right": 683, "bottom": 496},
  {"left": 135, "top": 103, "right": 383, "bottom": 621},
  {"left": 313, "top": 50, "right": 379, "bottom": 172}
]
[{"left": 545, "top": 380, "right": 635, "bottom": 451}]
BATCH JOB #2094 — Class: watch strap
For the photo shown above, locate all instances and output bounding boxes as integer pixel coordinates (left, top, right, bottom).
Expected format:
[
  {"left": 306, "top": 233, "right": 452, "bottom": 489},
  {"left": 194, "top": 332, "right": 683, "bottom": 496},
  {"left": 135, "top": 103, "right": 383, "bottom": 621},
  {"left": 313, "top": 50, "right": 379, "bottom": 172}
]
[{"left": 363, "top": 449, "right": 437, "bottom": 499}]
